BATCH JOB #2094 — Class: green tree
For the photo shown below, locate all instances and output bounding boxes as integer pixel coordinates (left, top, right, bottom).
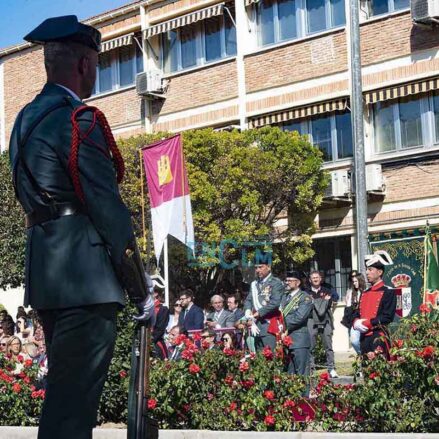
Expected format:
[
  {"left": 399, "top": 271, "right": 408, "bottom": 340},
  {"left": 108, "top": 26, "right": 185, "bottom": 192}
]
[
  {"left": 118, "top": 127, "right": 327, "bottom": 298},
  {"left": 0, "top": 152, "right": 26, "bottom": 290}
]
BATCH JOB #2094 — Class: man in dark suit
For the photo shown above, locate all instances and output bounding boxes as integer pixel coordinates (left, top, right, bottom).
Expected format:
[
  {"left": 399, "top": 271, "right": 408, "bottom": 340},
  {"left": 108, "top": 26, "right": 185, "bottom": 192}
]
[
  {"left": 243, "top": 261, "right": 283, "bottom": 351},
  {"left": 206, "top": 295, "right": 235, "bottom": 329},
  {"left": 281, "top": 271, "right": 313, "bottom": 376},
  {"left": 178, "top": 290, "right": 204, "bottom": 332},
  {"left": 307, "top": 270, "right": 338, "bottom": 378},
  {"left": 8, "top": 16, "right": 154, "bottom": 439},
  {"left": 227, "top": 294, "right": 245, "bottom": 323}
]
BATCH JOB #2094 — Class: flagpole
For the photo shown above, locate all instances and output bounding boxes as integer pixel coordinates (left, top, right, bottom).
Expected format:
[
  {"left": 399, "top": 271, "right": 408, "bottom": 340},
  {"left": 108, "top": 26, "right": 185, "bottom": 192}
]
[
  {"left": 423, "top": 221, "right": 429, "bottom": 304},
  {"left": 180, "top": 134, "right": 188, "bottom": 245},
  {"left": 164, "top": 235, "right": 170, "bottom": 308},
  {"left": 139, "top": 150, "right": 147, "bottom": 252}
]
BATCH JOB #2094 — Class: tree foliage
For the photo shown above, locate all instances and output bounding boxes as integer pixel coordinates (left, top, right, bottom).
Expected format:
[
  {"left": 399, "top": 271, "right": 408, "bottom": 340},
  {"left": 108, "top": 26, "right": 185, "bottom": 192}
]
[{"left": 0, "top": 152, "right": 26, "bottom": 290}]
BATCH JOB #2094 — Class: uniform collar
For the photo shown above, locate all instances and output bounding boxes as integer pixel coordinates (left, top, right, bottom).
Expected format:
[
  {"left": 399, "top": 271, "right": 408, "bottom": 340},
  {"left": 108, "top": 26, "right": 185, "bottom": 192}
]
[
  {"left": 55, "top": 83, "right": 82, "bottom": 102},
  {"left": 370, "top": 280, "right": 385, "bottom": 291},
  {"left": 258, "top": 273, "right": 272, "bottom": 284},
  {"left": 289, "top": 288, "right": 300, "bottom": 297}
]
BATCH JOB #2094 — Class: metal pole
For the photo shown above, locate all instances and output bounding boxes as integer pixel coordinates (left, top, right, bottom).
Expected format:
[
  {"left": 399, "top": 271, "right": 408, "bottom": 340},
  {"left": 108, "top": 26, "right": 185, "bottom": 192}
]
[
  {"left": 349, "top": 0, "right": 368, "bottom": 274},
  {"left": 163, "top": 235, "right": 170, "bottom": 307}
]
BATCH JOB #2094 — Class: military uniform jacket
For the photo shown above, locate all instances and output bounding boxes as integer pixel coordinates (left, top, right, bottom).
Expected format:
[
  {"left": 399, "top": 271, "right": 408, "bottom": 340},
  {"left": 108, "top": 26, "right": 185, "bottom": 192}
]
[
  {"left": 9, "top": 83, "right": 133, "bottom": 309},
  {"left": 307, "top": 286, "right": 335, "bottom": 329},
  {"left": 352, "top": 280, "right": 396, "bottom": 337},
  {"left": 243, "top": 274, "right": 283, "bottom": 336},
  {"left": 280, "top": 289, "right": 313, "bottom": 349}
]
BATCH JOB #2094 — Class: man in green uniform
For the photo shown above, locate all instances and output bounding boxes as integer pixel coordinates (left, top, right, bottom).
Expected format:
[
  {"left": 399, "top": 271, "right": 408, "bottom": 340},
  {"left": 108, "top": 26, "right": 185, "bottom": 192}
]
[
  {"left": 243, "top": 257, "right": 283, "bottom": 351},
  {"left": 280, "top": 271, "right": 313, "bottom": 376},
  {"left": 9, "top": 16, "right": 154, "bottom": 439}
]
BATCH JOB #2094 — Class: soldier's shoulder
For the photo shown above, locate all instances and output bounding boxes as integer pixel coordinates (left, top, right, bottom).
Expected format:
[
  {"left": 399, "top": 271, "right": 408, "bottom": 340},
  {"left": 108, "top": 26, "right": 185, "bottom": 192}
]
[
  {"left": 270, "top": 276, "right": 284, "bottom": 286},
  {"left": 301, "top": 291, "right": 312, "bottom": 301}
]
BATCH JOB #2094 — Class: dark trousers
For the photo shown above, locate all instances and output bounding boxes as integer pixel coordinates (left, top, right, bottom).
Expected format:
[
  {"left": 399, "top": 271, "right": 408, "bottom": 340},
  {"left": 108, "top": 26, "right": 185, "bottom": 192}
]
[
  {"left": 308, "top": 320, "right": 335, "bottom": 371},
  {"left": 360, "top": 330, "right": 391, "bottom": 359},
  {"left": 287, "top": 348, "right": 310, "bottom": 376},
  {"left": 255, "top": 333, "right": 277, "bottom": 351},
  {"left": 38, "top": 303, "right": 118, "bottom": 439}
]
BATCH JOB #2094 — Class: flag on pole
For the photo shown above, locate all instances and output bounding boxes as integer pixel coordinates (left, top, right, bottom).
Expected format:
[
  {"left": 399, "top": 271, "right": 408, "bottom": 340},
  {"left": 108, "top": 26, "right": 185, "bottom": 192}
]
[
  {"left": 423, "top": 225, "right": 439, "bottom": 309},
  {"left": 141, "top": 134, "right": 194, "bottom": 260}
]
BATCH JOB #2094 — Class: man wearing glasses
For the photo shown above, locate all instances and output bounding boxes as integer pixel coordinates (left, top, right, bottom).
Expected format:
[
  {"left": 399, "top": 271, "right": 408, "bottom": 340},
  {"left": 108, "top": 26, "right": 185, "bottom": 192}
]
[
  {"left": 280, "top": 271, "right": 313, "bottom": 376},
  {"left": 178, "top": 290, "right": 204, "bottom": 332},
  {"left": 206, "top": 295, "right": 235, "bottom": 329}
]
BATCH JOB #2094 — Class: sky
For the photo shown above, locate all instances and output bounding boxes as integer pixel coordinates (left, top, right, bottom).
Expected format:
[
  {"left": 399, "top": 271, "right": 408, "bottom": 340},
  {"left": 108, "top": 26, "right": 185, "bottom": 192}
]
[{"left": 0, "top": 0, "right": 134, "bottom": 49}]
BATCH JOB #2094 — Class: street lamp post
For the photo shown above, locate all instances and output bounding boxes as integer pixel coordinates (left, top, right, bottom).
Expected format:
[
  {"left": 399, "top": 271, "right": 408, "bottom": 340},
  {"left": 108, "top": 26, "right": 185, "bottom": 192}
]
[{"left": 349, "top": 0, "right": 369, "bottom": 273}]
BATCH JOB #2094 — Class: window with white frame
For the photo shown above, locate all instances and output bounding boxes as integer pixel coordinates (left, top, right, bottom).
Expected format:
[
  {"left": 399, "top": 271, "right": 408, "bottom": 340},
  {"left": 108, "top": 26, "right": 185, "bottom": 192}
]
[
  {"left": 257, "top": 0, "right": 345, "bottom": 46},
  {"left": 281, "top": 111, "right": 353, "bottom": 161},
  {"left": 369, "top": 0, "right": 410, "bottom": 16},
  {"left": 161, "top": 11, "right": 237, "bottom": 74},
  {"left": 92, "top": 43, "right": 143, "bottom": 95},
  {"left": 372, "top": 94, "right": 433, "bottom": 154}
]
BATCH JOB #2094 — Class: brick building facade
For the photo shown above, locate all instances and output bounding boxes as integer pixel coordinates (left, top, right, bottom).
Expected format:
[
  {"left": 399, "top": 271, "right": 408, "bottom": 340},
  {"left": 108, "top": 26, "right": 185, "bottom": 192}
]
[{"left": 1, "top": 0, "right": 438, "bottom": 350}]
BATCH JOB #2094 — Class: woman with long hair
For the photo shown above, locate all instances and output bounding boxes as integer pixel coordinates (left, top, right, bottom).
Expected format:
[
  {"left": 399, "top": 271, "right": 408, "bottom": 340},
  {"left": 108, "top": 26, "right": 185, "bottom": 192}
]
[{"left": 343, "top": 271, "right": 366, "bottom": 354}]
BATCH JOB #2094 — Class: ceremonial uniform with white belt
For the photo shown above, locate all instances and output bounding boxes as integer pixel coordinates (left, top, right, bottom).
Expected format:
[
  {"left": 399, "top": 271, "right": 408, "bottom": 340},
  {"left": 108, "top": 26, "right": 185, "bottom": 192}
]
[{"left": 244, "top": 273, "right": 283, "bottom": 351}]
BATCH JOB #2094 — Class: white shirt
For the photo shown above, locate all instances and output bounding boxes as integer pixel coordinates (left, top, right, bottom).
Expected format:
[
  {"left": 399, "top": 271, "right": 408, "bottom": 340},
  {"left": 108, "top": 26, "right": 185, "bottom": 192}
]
[
  {"left": 289, "top": 288, "right": 300, "bottom": 298},
  {"left": 55, "top": 83, "right": 82, "bottom": 102}
]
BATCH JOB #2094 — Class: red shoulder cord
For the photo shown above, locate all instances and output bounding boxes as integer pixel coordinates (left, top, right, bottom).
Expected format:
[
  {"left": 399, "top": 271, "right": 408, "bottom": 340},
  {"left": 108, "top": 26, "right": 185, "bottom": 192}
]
[{"left": 69, "top": 105, "right": 125, "bottom": 203}]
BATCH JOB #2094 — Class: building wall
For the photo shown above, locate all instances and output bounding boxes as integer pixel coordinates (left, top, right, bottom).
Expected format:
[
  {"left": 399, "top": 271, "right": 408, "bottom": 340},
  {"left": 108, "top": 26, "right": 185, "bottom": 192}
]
[{"left": 3, "top": 47, "right": 45, "bottom": 142}]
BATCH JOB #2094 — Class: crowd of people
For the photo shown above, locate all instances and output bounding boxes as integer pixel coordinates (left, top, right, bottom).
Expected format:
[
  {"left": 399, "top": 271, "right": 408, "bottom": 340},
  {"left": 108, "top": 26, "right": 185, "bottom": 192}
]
[
  {"left": 0, "top": 306, "right": 48, "bottom": 384},
  {"left": 152, "top": 250, "right": 397, "bottom": 380}
]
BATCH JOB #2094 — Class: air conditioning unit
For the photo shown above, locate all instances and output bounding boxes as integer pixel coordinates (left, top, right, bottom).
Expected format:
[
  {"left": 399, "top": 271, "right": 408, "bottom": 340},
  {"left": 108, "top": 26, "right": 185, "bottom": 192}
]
[
  {"left": 324, "top": 170, "right": 351, "bottom": 199},
  {"left": 411, "top": 0, "right": 439, "bottom": 25},
  {"left": 366, "top": 164, "right": 385, "bottom": 193},
  {"left": 136, "top": 70, "right": 164, "bottom": 96}
]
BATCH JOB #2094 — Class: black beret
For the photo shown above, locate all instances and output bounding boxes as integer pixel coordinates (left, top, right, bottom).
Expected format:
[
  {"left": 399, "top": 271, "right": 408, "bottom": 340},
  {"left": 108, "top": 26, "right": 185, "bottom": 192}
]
[
  {"left": 24, "top": 15, "right": 101, "bottom": 52},
  {"left": 285, "top": 271, "right": 302, "bottom": 281}
]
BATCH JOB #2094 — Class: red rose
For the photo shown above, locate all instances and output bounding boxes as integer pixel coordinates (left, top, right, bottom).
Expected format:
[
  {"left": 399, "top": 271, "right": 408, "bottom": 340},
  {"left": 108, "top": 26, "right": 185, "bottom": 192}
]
[
  {"left": 181, "top": 350, "right": 194, "bottom": 361},
  {"left": 183, "top": 403, "right": 191, "bottom": 412},
  {"left": 24, "top": 359, "right": 33, "bottom": 368},
  {"left": 273, "top": 376, "right": 281, "bottom": 384},
  {"left": 174, "top": 334, "right": 187, "bottom": 346},
  {"left": 17, "top": 355, "right": 24, "bottom": 363},
  {"left": 418, "top": 346, "right": 435, "bottom": 359},
  {"left": 224, "top": 375, "right": 234, "bottom": 386},
  {"left": 263, "top": 390, "right": 275, "bottom": 400},
  {"left": 119, "top": 370, "right": 127, "bottom": 378},
  {"left": 249, "top": 352, "right": 256, "bottom": 360},
  {"left": 23, "top": 376, "right": 31, "bottom": 384},
  {"left": 147, "top": 398, "right": 157, "bottom": 410},
  {"left": 419, "top": 303, "right": 432, "bottom": 313},
  {"left": 282, "top": 335, "right": 293, "bottom": 347},
  {"left": 18, "top": 372, "right": 26, "bottom": 379},
  {"left": 283, "top": 399, "right": 296, "bottom": 409},
  {"left": 12, "top": 383, "right": 21, "bottom": 393},
  {"left": 369, "top": 372, "right": 379, "bottom": 380},
  {"left": 228, "top": 402, "right": 237, "bottom": 412},
  {"left": 192, "top": 332, "right": 202, "bottom": 341},
  {"left": 239, "top": 361, "right": 249, "bottom": 372},
  {"left": 189, "top": 363, "right": 201, "bottom": 374},
  {"left": 223, "top": 348, "right": 235, "bottom": 356},
  {"left": 262, "top": 346, "right": 274, "bottom": 360},
  {"left": 394, "top": 339, "right": 404, "bottom": 349},
  {"left": 319, "top": 371, "right": 330, "bottom": 381},
  {"left": 241, "top": 379, "right": 254, "bottom": 389},
  {"left": 264, "top": 415, "right": 275, "bottom": 426}
]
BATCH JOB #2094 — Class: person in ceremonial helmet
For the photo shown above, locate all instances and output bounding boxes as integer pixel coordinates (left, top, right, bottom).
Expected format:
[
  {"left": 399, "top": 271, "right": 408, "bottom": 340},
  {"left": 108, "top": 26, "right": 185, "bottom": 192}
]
[
  {"left": 280, "top": 271, "right": 313, "bottom": 376},
  {"left": 352, "top": 250, "right": 396, "bottom": 357},
  {"left": 9, "top": 15, "right": 154, "bottom": 439},
  {"left": 243, "top": 252, "right": 283, "bottom": 351}
]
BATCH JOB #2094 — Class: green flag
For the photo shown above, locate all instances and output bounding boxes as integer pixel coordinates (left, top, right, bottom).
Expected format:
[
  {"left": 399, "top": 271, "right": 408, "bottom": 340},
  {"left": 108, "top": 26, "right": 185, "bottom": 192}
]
[{"left": 423, "top": 226, "right": 439, "bottom": 307}]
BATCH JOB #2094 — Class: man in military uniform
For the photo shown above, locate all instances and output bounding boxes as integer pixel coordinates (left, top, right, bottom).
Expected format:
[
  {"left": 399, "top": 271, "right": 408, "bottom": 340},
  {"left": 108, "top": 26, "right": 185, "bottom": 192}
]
[
  {"left": 352, "top": 251, "right": 396, "bottom": 358},
  {"left": 9, "top": 16, "right": 154, "bottom": 439},
  {"left": 243, "top": 259, "right": 283, "bottom": 351},
  {"left": 280, "top": 271, "right": 313, "bottom": 376}
]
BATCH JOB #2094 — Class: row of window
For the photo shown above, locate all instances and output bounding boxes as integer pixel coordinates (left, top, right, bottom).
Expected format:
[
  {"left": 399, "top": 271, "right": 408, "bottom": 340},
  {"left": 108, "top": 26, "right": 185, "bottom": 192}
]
[
  {"left": 279, "top": 93, "right": 439, "bottom": 162},
  {"left": 162, "top": 12, "right": 236, "bottom": 73},
  {"left": 92, "top": 44, "right": 143, "bottom": 95},
  {"left": 91, "top": 0, "right": 410, "bottom": 89}
]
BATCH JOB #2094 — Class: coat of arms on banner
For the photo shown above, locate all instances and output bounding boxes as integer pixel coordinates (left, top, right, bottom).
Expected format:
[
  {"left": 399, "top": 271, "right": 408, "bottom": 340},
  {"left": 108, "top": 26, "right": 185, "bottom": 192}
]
[{"left": 391, "top": 273, "right": 412, "bottom": 318}]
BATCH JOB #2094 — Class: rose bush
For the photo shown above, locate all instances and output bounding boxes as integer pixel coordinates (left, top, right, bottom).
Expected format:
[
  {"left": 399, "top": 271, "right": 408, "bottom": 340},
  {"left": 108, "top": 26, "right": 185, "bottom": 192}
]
[{"left": 1, "top": 306, "right": 437, "bottom": 431}]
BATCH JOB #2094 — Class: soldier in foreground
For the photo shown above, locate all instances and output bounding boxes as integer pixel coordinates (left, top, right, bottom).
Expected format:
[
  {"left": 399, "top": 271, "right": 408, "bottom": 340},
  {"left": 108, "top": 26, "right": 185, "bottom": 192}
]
[{"left": 9, "top": 16, "right": 154, "bottom": 439}]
